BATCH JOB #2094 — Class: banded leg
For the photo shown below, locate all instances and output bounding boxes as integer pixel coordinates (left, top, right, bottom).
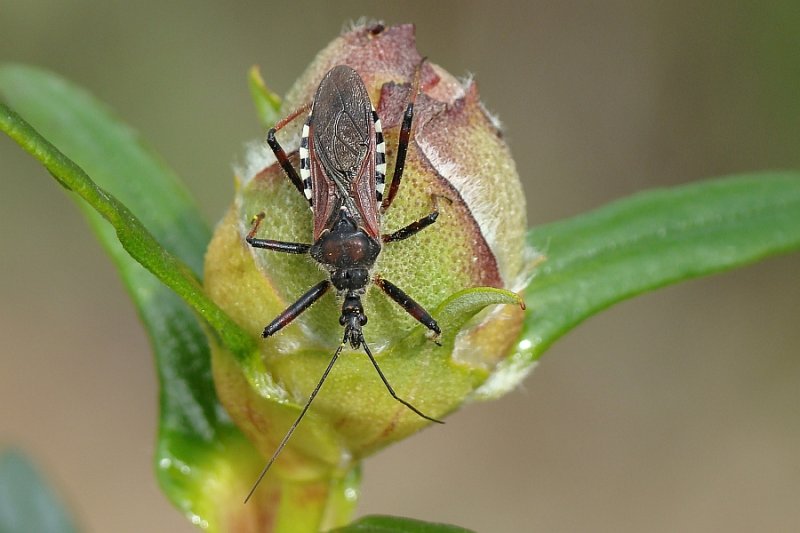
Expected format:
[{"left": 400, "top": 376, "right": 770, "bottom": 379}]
[
  {"left": 262, "top": 279, "right": 331, "bottom": 338},
  {"left": 375, "top": 276, "right": 440, "bottom": 336},
  {"left": 381, "top": 61, "right": 424, "bottom": 212},
  {"left": 246, "top": 212, "right": 311, "bottom": 254},
  {"left": 266, "top": 103, "right": 312, "bottom": 202}
]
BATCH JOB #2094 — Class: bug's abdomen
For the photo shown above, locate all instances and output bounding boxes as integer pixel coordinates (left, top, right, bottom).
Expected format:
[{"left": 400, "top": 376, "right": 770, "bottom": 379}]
[
  {"left": 308, "top": 65, "right": 382, "bottom": 241},
  {"left": 312, "top": 66, "right": 372, "bottom": 180}
]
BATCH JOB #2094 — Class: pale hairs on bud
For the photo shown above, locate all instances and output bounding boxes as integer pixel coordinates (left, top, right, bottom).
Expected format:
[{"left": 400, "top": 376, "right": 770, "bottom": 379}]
[
  {"left": 235, "top": 133, "right": 300, "bottom": 187},
  {"left": 417, "top": 140, "right": 510, "bottom": 281},
  {"left": 479, "top": 101, "right": 505, "bottom": 134},
  {"left": 343, "top": 17, "right": 385, "bottom": 34},
  {"left": 458, "top": 73, "right": 504, "bottom": 133}
]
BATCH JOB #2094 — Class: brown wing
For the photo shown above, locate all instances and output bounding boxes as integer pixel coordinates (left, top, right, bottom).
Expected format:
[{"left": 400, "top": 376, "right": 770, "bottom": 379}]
[{"left": 309, "top": 65, "right": 380, "bottom": 240}]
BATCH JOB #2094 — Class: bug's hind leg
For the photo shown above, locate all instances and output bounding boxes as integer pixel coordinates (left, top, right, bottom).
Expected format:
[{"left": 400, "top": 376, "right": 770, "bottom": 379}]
[
  {"left": 381, "top": 61, "right": 424, "bottom": 213},
  {"left": 266, "top": 103, "right": 312, "bottom": 203}
]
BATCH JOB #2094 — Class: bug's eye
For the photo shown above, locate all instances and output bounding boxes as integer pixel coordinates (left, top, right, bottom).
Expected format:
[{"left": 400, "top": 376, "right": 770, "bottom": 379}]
[{"left": 360, "top": 315, "right": 368, "bottom": 326}]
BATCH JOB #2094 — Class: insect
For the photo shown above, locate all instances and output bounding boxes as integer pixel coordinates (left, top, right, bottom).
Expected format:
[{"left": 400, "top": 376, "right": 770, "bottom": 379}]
[{"left": 244, "top": 63, "right": 443, "bottom": 502}]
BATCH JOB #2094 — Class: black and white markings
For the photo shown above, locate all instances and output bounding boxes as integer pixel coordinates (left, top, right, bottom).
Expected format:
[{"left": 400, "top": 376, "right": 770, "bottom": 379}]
[
  {"left": 299, "top": 118, "right": 313, "bottom": 207},
  {"left": 373, "top": 108, "right": 387, "bottom": 202},
  {"left": 299, "top": 105, "right": 386, "bottom": 207}
]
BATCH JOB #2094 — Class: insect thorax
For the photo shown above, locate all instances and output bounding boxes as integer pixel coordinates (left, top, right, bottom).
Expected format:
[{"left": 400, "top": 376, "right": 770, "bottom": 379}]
[{"left": 309, "top": 211, "right": 381, "bottom": 292}]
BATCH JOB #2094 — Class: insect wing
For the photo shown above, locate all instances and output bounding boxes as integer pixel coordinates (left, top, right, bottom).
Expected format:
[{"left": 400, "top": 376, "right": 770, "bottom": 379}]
[{"left": 309, "top": 65, "right": 380, "bottom": 239}]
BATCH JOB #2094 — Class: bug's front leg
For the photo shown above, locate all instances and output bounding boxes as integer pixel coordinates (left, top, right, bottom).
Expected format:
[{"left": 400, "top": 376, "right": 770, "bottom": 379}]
[
  {"left": 246, "top": 212, "right": 311, "bottom": 254},
  {"left": 374, "top": 276, "right": 440, "bottom": 338},
  {"left": 262, "top": 279, "right": 331, "bottom": 338}
]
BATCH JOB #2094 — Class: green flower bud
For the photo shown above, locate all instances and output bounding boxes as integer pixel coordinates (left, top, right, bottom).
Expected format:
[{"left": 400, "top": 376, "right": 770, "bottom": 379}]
[{"left": 204, "top": 23, "right": 530, "bottom": 484}]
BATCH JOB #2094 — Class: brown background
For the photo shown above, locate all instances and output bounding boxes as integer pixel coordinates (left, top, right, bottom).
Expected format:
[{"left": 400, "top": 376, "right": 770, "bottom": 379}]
[{"left": 2, "top": 2, "right": 799, "bottom": 532}]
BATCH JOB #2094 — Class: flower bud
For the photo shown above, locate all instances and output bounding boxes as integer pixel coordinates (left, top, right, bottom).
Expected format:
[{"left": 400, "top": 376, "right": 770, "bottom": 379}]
[{"left": 204, "top": 23, "right": 530, "bottom": 480}]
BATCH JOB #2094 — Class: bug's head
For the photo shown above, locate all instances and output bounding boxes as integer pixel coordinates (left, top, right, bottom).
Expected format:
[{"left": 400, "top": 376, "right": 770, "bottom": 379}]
[
  {"left": 330, "top": 267, "right": 369, "bottom": 291},
  {"left": 339, "top": 292, "right": 367, "bottom": 348}
]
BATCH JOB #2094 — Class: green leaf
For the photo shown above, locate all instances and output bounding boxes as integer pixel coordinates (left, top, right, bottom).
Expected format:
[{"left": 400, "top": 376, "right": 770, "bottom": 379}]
[
  {"left": 333, "top": 515, "right": 475, "bottom": 533},
  {"left": 249, "top": 65, "right": 283, "bottom": 129},
  {"left": 0, "top": 65, "right": 261, "bottom": 530},
  {"left": 519, "top": 172, "right": 800, "bottom": 361},
  {"left": 0, "top": 99, "right": 254, "bottom": 361},
  {"left": 0, "top": 449, "right": 79, "bottom": 533}
]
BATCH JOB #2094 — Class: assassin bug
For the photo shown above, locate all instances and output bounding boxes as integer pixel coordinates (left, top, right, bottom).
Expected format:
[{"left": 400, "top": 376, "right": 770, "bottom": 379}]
[{"left": 244, "top": 63, "right": 443, "bottom": 502}]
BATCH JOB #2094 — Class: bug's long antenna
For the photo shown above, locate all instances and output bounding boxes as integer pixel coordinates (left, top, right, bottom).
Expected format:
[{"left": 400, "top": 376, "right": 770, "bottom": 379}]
[
  {"left": 360, "top": 336, "right": 444, "bottom": 424},
  {"left": 244, "top": 335, "right": 347, "bottom": 504}
]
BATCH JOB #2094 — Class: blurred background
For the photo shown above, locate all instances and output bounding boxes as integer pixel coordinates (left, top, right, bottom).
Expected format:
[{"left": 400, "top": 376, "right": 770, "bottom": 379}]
[{"left": 2, "top": 2, "right": 799, "bottom": 532}]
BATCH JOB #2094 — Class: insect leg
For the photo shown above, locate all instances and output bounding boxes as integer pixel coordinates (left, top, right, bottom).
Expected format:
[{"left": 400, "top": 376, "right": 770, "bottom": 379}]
[
  {"left": 380, "top": 61, "right": 424, "bottom": 212},
  {"left": 266, "top": 103, "right": 312, "bottom": 202},
  {"left": 262, "top": 279, "right": 331, "bottom": 338},
  {"left": 244, "top": 332, "right": 347, "bottom": 503},
  {"left": 382, "top": 209, "right": 438, "bottom": 243},
  {"left": 246, "top": 212, "right": 311, "bottom": 254},
  {"left": 374, "top": 276, "right": 440, "bottom": 336},
  {"left": 383, "top": 194, "right": 451, "bottom": 243},
  {"left": 360, "top": 337, "right": 444, "bottom": 424}
]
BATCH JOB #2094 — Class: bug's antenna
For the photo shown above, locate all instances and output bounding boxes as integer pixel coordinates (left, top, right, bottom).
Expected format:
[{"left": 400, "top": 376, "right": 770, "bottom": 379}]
[
  {"left": 244, "top": 335, "right": 347, "bottom": 504},
  {"left": 360, "top": 336, "right": 444, "bottom": 424}
]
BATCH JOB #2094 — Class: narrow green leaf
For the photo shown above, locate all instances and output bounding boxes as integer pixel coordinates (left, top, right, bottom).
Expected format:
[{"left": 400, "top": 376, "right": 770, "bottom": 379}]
[
  {"left": 520, "top": 172, "right": 800, "bottom": 360},
  {"left": 0, "top": 66, "right": 254, "bottom": 361},
  {"left": 249, "top": 65, "right": 283, "bottom": 129},
  {"left": 333, "top": 515, "right": 475, "bottom": 533},
  {"left": 0, "top": 65, "right": 261, "bottom": 529},
  {"left": 435, "top": 287, "right": 524, "bottom": 336},
  {"left": 0, "top": 449, "right": 79, "bottom": 533}
]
